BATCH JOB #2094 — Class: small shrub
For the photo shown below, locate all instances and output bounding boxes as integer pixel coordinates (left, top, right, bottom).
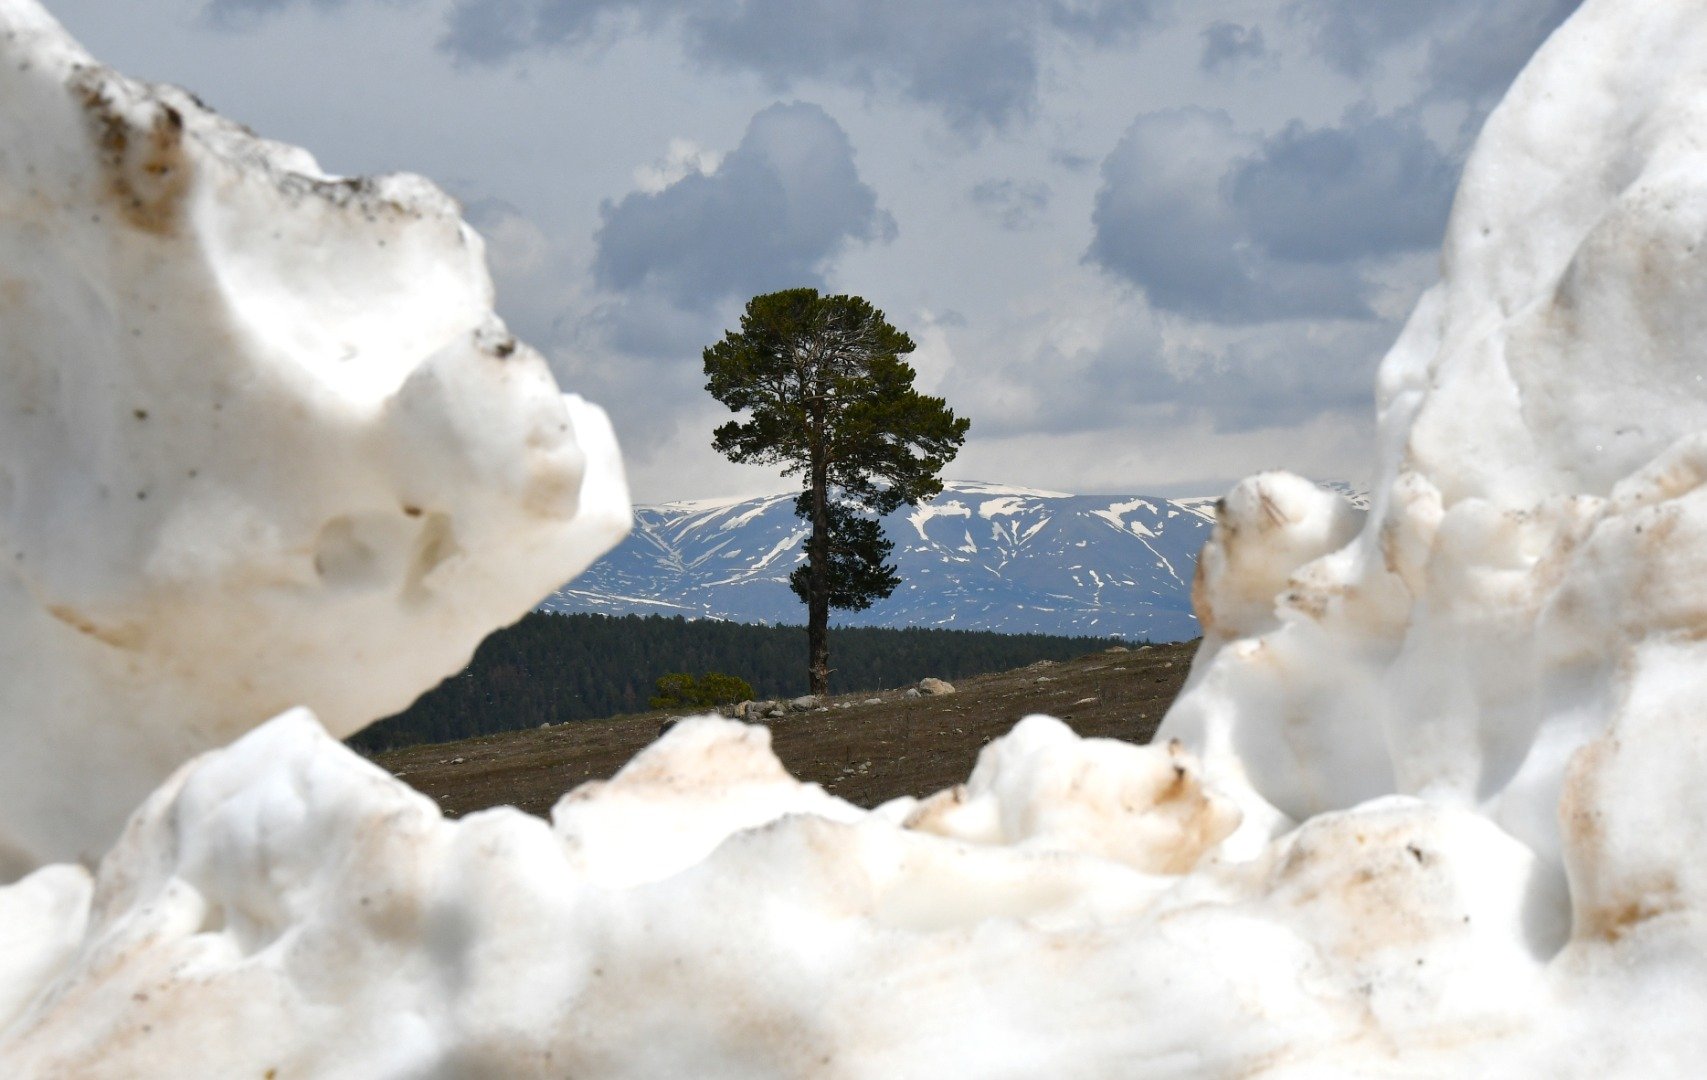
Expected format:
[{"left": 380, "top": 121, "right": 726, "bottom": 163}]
[
  {"left": 648, "top": 672, "right": 699, "bottom": 709},
  {"left": 649, "top": 671, "right": 755, "bottom": 710},
  {"left": 697, "top": 672, "right": 755, "bottom": 706}
]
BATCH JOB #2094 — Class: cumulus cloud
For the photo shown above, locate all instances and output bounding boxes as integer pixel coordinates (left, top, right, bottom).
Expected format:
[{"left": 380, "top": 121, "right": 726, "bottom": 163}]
[
  {"left": 1199, "top": 21, "right": 1265, "bottom": 72},
  {"left": 1292, "top": 1, "right": 1438, "bottom": 79},
  {"left": 182, "top": 0, "right": 1555, "bottom": 501},
  {"left": 591, "top": 101, "right": 893, "bottom": 311},
  {"left": 1225, "top": 109, "right": 1456, "bottom": 264},
  {"left": 1086, "top": 109, "right": 1368, "bottom": 324},
  {"left": 632, "top": 138, "right": 723, "bottom": 194},
  {"left": 1293, "top": 0, "right": 1581, "bottom": 104},
  {"left": 1087, "top": 107, "right": 1455, "bottom": 324},
  {"left": 439, "top": 0, "right": 1158, "bottom": 132},
  {"left": 585, "top": 291, "right": 727, "bottom": 361},
  {"left": 1083, "top": 1, "right": 1577, "bottom": 330},
  {"left": 204, "top": 0, "right": 1157, "bottom": 131},
  {"left": 1422, "top": 0, "right": 1581, "bottom": 104},
  {"left": 969, "top": 179, "right": 1051, "bottom": 230}
]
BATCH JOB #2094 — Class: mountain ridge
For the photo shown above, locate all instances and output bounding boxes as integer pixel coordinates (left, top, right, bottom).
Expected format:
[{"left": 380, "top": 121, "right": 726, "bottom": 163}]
[{"left": 541, "top": 480, "right": 1253, "bottom": 641}]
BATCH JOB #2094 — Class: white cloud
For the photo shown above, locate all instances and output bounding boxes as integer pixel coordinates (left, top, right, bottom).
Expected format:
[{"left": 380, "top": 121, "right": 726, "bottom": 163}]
[{"left": 632, "top": 137, "right": 722, "bottom": 194}]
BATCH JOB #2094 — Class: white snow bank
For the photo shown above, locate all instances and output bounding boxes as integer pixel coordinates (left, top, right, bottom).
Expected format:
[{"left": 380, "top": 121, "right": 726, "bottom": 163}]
[
  {"left": 0, "top": 713, "right": 1552, "bottom": 1076},
  {"left": 9, "top": 0, "right": 1707, "bottom": 1074},
  {"left": 902, "top": 715, "right": 1240, "bottom": 874},
  {"left": 1159, "top": 0, "right": 1707, "bottom": 874},
  {"left": 0, "top": 708, "right": 1678, "bottom": 1077},
  {"left": 0, "top": 1, "right": 629, "bottom": 870}
]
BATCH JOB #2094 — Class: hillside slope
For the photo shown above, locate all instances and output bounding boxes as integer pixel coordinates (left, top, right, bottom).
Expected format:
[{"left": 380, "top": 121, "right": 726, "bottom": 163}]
[{"left": 350, "top": 613, "right": 1126, "bottom": 751}]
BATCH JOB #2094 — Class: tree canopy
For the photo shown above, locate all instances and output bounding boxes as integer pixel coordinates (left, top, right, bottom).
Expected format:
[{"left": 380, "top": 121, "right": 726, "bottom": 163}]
[{"left": 704, "top": 288, "right": 969, "bottom": 695}]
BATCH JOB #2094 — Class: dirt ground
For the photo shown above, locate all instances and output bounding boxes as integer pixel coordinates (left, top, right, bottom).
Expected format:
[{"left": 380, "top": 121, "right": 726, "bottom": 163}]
[{"left": 369, "top": 639, "right": 1200, "bottom": 818}]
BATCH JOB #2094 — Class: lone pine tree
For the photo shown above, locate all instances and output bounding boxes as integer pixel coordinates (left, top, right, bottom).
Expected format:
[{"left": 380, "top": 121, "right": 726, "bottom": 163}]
[{"left": 704, "top": 288, "right": 969, "bottom": 697}]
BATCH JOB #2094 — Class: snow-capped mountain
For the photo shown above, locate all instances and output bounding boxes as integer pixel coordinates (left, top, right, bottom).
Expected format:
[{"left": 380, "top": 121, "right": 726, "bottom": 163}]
[{"left": 540, "top": 480, "right": 1232, "bottom": 640}]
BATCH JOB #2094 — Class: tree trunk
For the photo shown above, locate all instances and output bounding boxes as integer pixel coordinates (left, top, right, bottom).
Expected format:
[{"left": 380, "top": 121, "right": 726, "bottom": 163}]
[{"left": 807, "top": 453, "right": 831, "bottom": 698}]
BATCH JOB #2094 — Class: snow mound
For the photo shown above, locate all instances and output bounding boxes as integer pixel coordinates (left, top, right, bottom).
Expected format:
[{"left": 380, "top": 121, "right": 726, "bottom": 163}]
[
  {"left": 7, "top": 0, "right": 1707, "bottom": 1074},
  {"left": 0, "top": 0, "right": 629, "bottom": 870}
]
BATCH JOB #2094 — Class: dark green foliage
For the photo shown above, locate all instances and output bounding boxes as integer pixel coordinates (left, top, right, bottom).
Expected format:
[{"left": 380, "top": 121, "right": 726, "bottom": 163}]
[
  {"left": 346, "top": 612, "right": 1133, "bottom": 753},
  {"left": 648, "top": 671, "right": 756, "bottom": 709},
  {"left": 704, "top": 288, "right": 970, "bottom": 695},
  {"left": 648, "top": 673, "right": 700, "bottom": 710},
  {"left": 787, "top": 497, "right": 896, "bottom": 611},
  {"left": 698, "top": 672, "right": 756, "bottom": 706}
]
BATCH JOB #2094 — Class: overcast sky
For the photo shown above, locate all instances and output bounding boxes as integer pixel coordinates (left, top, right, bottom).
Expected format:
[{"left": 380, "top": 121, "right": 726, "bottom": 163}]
[{"left": 47, "top": 0, "right": 1578, "bottom": 502}]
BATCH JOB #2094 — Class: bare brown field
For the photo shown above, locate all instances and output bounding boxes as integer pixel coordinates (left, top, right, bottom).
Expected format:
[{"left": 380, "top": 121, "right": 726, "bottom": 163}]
[{"left": 372, "top": 638, "right": 1199, "bottom": 817}]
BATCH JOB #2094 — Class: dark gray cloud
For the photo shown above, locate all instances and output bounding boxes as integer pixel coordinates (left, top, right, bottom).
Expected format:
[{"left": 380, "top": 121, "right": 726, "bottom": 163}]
[
  {"left": 1422, "top": 0, "right": 1580, "bottom": 104},
  {"left": 1086, "top": 109, "right": 1368, "bottom": 324},
  {"left": 1293, "top": 0, "right": 1580, "bottom": 104},
  {"left": 201, "top": 0, "right": 354, "bottom": 28},
  {"left": 437, "top": 0, "right": 536, "bottom": 63},
  {"left": 1225, "top": 109, "right": 1456, "bottom": 264},
  {"left": 969, "top": 179, "right": 1051, "bottom": 230},
  {"left": 585, "top": 292, "right": 725, "bottom": 361},
  {"left": 681, "top": 2, "right": 1039, "bottom": 133},
  {"left": 202, "top": 0, "right": 1155, "bottom": 129},
  {"left": 1087, "top": 106, "right": 1457, "bottom": 323},
  {"left": 439, "top": 0, "right": 1158, "bottom": 132},
  {"left": 1082, "top": 1, "right": 1579, "bottom": 325},
  {"left": 591, "top": 101, "right": 893, "bottom": 310},
  {"left": 1199, "top": 21, "right": 1265, "bottom": 72},
  {"left": 1293, "top": 0, "right": 1437, "bottom": 78}
]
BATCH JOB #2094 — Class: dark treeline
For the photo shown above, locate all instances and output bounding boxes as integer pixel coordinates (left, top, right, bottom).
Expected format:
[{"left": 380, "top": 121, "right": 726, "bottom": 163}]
[{"left": 349, "top": 612, "right": 1129, "bottom": 752}]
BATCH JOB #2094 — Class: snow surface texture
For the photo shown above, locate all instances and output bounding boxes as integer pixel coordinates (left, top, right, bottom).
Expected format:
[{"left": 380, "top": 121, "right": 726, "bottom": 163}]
[
  {"left": 6, "top": 0, "right": 1707, "bottom": 1075},
  {"left": 0, "top": 0, "right": 630, "bottom": 872}
]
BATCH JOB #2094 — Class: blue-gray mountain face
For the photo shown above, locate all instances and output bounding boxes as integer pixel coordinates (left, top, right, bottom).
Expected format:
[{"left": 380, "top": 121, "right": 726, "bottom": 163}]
[{"left": 541, "top": 481, "right": 1222, "bottom": 641}]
